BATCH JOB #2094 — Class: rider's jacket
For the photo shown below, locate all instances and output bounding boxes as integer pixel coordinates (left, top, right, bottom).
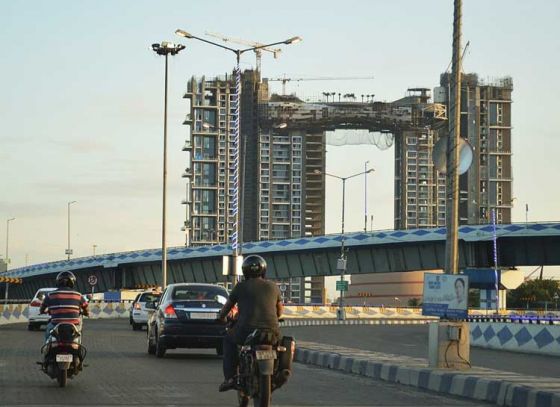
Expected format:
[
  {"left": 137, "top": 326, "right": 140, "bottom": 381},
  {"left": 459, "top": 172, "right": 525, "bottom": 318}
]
[{"left": 40, "top": 287, "right": 88, "bottom": 325}]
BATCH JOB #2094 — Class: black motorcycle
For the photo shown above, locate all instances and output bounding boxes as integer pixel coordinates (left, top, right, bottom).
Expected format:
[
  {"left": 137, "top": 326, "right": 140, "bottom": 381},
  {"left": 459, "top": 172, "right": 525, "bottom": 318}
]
[
  {"left": 39, "top": 323, "right": 87, "bottom": 387},
  {"left": 235, "top": 328, "right": 295, "bottom": 407}
]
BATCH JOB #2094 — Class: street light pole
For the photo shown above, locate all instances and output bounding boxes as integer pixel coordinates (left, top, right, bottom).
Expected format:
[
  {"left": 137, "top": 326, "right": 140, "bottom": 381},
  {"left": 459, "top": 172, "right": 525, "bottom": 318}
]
[
  {"left": 175, "top": 29, "right": 301, "bottom": 285},
  {"left": 66, "top": 201, "right": 77, "bottom": 260},
  {"left": 151, "top": 41, "right": 186, "bottom": 288},
  {"left": 364, "top": 160, "right": 369, "bottom": 232},
  {"left": 4, "top": 217, "right": 15, "bottom": 303},
  {"left": 316, "top": 168, "right": 374, "bottom": 320},
  {"left": 5, "top": 217, "right": 15, "bottom": 268}
]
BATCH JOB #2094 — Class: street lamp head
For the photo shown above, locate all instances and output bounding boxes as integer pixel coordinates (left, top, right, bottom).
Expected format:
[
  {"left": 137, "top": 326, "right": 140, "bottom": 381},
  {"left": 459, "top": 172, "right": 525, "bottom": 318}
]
[
  {"left": 366, "top": 168, "right": 375, "bottom": 174},
  {"left": 313, "top": 169, "right": 322, "bottom": 175},
  {"left": 151, "top": 41, "right": 185, "bottom": 56},
  {"left": 175, "top": 29, "right": 193, "bottom": 38},
  {"left": 274, "top": 122, "right": 288, "bottom": 129},
  {"left": 285, "top": 36, "right": 302, "bottom": 44}
]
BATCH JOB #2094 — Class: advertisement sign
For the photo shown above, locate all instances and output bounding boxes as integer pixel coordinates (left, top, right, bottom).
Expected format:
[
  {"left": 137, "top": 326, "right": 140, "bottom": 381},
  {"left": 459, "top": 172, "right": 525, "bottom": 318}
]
[{"left": 422, "top": 273, "right": 468, "bottom": 319}]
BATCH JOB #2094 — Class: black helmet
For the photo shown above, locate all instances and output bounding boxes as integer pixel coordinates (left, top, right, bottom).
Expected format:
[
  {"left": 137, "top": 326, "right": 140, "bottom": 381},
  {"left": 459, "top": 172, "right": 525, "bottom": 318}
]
[
  {"left": 56, "top": 271, "right": 77, "bottom": 289},
  {"left": 242, "top": 255, "right": 267, "bottom": 279}
]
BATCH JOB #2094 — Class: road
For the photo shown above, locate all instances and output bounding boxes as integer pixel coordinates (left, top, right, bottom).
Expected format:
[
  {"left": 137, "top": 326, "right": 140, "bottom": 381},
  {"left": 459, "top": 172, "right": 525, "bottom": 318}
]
[
  {"left": 283, "top": 324, "right": 560, "bottom": 379},
  {"left": 0, "top": 319, "right": 490, "bottom": 406}
]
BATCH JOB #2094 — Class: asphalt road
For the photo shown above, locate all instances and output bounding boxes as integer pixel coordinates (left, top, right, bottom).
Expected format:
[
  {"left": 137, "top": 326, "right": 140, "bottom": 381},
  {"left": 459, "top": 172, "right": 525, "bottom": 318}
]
[
  {"left": 0, "top": 319, "right": 490, "bottom": 406},
  {"left": 283, "top": 324, "right": 560, "bottom": 379}
]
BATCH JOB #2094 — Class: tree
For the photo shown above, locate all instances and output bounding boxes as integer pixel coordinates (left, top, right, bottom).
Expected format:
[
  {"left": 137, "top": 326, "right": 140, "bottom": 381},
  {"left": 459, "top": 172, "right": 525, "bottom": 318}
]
[
  {"left": 408, "top": 298, "right": 421, "bottom": 307},
  {"left": 507, "top": 279, "right": 560, "bottom": 309}
]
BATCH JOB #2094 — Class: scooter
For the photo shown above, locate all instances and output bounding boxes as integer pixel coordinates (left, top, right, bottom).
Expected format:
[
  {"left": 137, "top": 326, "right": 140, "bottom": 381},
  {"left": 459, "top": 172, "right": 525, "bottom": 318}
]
[{"left": 39, "top": 322, "right": 87, "bottom": 387}]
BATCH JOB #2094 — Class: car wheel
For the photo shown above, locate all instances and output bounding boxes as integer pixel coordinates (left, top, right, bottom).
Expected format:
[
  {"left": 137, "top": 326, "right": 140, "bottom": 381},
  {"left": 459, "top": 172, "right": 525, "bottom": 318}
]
[
  {"left": 155, "top": 332, "right": 166, "bottom": 358},
  {"left": 132, "top": 322, "right": 141, "bottom": 331},
  {"left": 147, "top": 330, "right": 156, "bottom": 355},
  {"left": 28, "top": 323, "right": 36, "bottom": 331}
]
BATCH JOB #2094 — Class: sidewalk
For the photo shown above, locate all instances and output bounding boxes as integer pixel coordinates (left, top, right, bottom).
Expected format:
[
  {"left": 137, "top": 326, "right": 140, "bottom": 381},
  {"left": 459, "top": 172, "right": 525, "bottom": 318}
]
[{"left": 294, "top": 340, "right": 560, "bottom": 407}]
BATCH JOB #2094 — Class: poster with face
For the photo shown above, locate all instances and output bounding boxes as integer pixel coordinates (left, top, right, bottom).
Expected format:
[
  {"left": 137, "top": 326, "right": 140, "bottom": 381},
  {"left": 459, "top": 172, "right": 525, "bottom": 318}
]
[{"left": 422, "top": 273, "right": 468, "bottom": 319}]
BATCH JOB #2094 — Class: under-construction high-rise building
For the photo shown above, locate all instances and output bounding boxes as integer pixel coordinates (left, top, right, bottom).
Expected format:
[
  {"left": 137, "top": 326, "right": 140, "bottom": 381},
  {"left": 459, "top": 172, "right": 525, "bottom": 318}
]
[
  {"left": 394, "top": 74, "right": 513, "bottom": 229},
  {"left": 349, "top": 73, "right": 513, "bottom": 307},
  {"left": 182, "top": 70, "right": 325, "bottom": 304}
]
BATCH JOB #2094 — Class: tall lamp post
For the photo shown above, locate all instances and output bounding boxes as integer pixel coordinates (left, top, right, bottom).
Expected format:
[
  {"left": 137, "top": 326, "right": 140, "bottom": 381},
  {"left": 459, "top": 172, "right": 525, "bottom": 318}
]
[
  {"left": 151, "top": 41, "right": 186, "bottom": 288},
  {"left": 364, "top": 160, "right": 370, "bottom": 232},
  {"left": 315, "top": 168, "right": 374, "bottom": 320},
  {"left": 174, "top": 29, "right": 301, "bottom": 283},
  {"left": 4, "top": 217, "right": 15, "bottom": 303},
  {"left": 5, "top": 217, "right": 15, "bottom": 268},
  {"left": 66, "top": 201, "right": 77, "bottom": 260}
]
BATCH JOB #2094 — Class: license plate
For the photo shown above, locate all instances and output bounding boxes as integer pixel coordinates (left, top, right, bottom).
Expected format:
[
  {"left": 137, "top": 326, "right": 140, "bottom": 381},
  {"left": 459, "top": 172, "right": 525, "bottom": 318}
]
[
  {"left": 255, "top": 350, "right": 277, "bottom": 360},
  {"left": 190, "top": 312, "right": 217, "bottom": 320},
  {"left": 56, "top": 354, "right": 73, "bottom": 362}
]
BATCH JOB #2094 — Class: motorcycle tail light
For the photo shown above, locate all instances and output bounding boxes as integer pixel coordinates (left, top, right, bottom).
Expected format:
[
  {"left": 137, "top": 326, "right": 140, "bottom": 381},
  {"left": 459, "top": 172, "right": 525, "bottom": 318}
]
[{"left": 164, "top": 305, "right": 177, "bottom": 319}]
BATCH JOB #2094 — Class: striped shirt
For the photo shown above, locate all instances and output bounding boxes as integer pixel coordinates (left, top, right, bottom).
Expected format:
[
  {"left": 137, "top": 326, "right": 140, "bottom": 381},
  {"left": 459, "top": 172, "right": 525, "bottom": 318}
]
[{"left": 41, "top": 288, "right": 88, "bottom": 325}]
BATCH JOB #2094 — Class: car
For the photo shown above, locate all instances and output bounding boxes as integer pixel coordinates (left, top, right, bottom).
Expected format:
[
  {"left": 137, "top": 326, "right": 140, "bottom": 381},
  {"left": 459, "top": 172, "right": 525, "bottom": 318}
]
[
  {"left": 129, "top": 290, "right": 161, "bottom": 330},
  {"left": 28, "top": 288, "right": 56, "bottom": 331},
  {"left": 146, "top": 283, "right": 229, "bottom": 358}
]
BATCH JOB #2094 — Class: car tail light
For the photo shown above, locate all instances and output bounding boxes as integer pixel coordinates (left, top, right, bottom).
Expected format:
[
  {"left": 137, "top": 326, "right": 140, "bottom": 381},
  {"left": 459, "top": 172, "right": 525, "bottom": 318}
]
[
  {"left": 30, "top": 300, "right": 42, "bottom": 307},
  {"left": 164, "top": 305, "right": 177, "bottom": 319},
  {"left": 134, "top": 303, "right": 141, "bottom": 310}
]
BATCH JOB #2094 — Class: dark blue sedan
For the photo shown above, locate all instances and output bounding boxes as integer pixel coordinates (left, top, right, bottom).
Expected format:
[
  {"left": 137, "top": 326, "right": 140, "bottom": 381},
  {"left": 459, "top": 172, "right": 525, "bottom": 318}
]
[{"left": 146, "top": 283, "right": 229, "bottom": 358}]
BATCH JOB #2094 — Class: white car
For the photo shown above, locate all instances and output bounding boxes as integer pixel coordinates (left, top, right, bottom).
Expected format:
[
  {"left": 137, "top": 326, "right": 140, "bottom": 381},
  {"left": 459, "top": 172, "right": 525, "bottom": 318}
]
[
  {"left": 28, "top": 288, "right": 56, "bottom": 331},
  {"left": 130, "top": 291, "right": 161, "bottom": 330}
]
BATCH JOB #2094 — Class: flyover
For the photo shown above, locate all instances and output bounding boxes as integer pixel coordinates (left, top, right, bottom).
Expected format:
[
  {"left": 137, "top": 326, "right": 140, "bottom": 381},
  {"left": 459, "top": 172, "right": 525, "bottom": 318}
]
[{"left": 3, "top": 222, "right": 560, "bottom": 299}]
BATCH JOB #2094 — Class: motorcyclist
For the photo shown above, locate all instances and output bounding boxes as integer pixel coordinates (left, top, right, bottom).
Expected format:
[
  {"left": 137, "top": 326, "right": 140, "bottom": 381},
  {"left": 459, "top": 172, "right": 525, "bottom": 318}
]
[
  {"left": 40, "top": 271, "right": 89, "bottom": 343},
  {"left": 217, "top": 254, "right": 283, "bottom": 392}
]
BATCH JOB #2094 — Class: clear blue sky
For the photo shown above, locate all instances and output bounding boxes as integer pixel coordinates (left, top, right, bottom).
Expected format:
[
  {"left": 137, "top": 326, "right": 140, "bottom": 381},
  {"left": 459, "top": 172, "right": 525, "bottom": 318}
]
[{"left": 1, "top": 1, "right": 559, "bottom": 275}]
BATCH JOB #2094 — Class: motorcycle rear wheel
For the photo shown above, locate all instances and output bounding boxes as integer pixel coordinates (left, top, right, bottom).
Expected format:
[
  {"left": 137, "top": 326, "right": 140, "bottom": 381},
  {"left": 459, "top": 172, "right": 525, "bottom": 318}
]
[
  {"left": 252, "top": 374, "right": 271, "bottom": 407},
  {"left": 57, "top": 369, "right": 67, "bottom": 387}
]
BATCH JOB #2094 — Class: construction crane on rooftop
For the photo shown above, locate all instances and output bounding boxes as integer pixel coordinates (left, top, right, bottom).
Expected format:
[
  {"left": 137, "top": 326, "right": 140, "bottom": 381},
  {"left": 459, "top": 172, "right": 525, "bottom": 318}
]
[
  {"left": 205, "top": 31, "right": 282, "bottom": 73},
  {"left": 265, "top": 75, "right": 375, "bottom": 96}
]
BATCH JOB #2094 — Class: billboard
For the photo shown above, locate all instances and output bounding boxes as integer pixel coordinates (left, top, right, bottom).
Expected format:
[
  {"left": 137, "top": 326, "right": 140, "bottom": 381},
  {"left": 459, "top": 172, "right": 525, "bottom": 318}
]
[{"left": 422, "top": 273, "right": 468, "bottom": 319}]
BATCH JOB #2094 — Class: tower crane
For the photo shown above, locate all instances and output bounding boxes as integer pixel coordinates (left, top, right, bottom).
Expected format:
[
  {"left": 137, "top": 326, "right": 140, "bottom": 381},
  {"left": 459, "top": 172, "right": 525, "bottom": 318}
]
[
  {"left": 264, "top": 75, "right": 375, "bottom": 96},
  {"left": 205, "top": 31, "right": 282, "bottom": 72}
]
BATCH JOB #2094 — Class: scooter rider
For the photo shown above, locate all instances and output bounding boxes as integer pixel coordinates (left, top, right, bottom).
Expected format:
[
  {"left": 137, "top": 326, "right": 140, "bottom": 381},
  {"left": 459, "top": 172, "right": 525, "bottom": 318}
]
[
  {"left": 217, "top": 254, "right": 283, "bottom": 392},
  {"left": 40, "top": 271, "right": 89, "bottom": 342}
]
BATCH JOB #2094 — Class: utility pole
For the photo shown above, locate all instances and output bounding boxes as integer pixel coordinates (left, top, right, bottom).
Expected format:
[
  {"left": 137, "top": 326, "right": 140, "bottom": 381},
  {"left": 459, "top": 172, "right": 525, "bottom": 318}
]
[{"left": 444, "top": 0, "right": 462, "bottom": 275}]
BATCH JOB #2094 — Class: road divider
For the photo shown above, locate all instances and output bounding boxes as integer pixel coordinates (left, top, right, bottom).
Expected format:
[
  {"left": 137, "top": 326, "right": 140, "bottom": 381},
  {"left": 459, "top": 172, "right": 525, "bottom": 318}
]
[{"left": 294, "top": 340, "right": 560, "bottom": 407}]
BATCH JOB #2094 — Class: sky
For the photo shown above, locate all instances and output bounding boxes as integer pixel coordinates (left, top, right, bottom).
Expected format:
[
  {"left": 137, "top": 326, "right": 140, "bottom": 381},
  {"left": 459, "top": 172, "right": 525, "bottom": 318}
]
[{"left": 1, "top": 0, "right": 559, "bottom": 276}]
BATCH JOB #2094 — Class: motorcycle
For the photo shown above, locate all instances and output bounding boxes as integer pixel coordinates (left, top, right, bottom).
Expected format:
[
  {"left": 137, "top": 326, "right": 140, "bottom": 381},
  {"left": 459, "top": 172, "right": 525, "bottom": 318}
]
[
  {"left": 234, "top": 325, "right": 296, "bottom": 407},
  {"left": 38, "top": 321, "right": 87, "bottom": 387}
]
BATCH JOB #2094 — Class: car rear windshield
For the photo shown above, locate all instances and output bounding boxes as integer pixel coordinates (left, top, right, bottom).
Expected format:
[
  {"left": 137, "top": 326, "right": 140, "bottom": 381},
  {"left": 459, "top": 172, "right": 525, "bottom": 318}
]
[
  {"left": 171, "top": 286, "right": 227, "bottom": 301},
  {"left": 138, "top": 293, "right": 160, "bottom": 303}
]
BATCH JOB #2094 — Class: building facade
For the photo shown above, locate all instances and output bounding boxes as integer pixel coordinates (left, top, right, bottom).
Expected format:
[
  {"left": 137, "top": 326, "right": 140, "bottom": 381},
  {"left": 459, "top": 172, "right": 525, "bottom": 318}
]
[
  {"left": 348, "top": 73, "right": 513, "bottom": 306},
  {"left": 182, "top": 71, "right": 325, "bottom": 304}
]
